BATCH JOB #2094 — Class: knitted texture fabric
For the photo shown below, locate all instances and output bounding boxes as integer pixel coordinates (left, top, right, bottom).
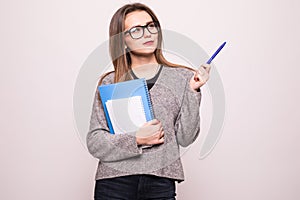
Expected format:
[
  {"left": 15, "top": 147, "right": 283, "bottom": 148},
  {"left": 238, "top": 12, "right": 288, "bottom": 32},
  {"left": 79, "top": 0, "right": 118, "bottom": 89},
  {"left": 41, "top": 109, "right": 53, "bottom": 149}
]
[{"left": 87, "top": 66, "right": 201, "bottom": 183}]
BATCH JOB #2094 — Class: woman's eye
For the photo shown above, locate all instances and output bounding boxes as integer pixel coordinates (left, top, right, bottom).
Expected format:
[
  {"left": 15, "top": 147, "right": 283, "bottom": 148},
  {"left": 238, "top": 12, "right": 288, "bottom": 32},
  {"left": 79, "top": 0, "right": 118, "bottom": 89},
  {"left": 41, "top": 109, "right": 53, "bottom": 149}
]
[
  {"left": 130, "top": 27, "right": 141, "bottom": 33},
  {"left": 148, "top": 23, "right": 155, "bottom": 28}
]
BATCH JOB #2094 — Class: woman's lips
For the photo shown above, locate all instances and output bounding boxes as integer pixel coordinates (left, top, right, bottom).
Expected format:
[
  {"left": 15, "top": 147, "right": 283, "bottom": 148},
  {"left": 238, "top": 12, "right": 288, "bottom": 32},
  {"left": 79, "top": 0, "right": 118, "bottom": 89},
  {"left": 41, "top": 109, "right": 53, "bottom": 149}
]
[{"left": 143, "top": 41, "right": 154, "bottom": 45}]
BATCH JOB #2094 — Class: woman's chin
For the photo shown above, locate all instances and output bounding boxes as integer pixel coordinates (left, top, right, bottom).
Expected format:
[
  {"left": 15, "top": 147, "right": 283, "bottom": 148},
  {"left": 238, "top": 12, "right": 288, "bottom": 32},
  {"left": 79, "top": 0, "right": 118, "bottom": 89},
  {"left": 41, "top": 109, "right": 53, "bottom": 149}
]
[{"left": 130, "top": 48, "right": 156, "bottom": 56}]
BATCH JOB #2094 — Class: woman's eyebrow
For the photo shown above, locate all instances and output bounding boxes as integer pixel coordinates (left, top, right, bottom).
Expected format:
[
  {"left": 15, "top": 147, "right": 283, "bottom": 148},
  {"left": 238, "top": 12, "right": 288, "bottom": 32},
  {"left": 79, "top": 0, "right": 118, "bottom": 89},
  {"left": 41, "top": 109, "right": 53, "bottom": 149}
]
[{"left": 128, "top": 21, "right": 154, "bottom": 29}]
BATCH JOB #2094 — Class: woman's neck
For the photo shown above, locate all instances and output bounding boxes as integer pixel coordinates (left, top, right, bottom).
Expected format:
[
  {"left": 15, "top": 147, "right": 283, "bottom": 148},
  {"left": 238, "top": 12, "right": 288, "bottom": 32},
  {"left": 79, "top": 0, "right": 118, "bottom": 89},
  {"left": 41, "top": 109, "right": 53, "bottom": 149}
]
[
  {"left": 130, "top": 53, "right": 158, "bottom": 69},
  {"left": 129, "top": 53, "right": 160, "bottom": 79}
]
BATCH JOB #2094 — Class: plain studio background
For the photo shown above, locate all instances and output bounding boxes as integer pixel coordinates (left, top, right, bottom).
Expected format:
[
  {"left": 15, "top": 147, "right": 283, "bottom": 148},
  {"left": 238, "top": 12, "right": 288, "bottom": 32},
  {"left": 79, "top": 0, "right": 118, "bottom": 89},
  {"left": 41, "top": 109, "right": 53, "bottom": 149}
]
[{"left": 1, "top": 0, "right": 299, "bottom": 199}]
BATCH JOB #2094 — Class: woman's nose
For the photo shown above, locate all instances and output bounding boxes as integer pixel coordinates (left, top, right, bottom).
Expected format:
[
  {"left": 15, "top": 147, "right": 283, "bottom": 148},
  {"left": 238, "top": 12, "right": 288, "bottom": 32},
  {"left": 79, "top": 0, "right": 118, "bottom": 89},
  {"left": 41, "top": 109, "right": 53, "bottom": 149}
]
[{"left": 143, "top": 28, "right": 151, "bottom": 38}]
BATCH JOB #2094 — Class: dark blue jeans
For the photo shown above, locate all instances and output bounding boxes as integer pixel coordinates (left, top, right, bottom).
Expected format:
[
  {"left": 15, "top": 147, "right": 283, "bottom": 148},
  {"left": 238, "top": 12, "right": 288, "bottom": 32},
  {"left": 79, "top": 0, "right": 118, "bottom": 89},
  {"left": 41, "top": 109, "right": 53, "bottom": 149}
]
[{"left": 94, "top": 174, "right": 176, "bottom": 200}]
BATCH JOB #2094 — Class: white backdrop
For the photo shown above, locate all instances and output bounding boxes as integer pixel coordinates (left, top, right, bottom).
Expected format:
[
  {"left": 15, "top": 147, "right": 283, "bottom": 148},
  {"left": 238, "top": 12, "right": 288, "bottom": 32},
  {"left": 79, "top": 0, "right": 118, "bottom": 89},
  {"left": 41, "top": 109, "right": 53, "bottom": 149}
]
[{"left": 1, "top": 0, "right": 299, "bottom": 199}]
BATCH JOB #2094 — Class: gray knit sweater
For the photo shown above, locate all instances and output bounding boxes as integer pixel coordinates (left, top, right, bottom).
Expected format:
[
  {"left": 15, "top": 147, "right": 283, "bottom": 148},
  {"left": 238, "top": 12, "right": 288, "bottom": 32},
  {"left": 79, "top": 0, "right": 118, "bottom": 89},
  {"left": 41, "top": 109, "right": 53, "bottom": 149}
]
[{"left": 87, "top": 66, "right": 201, "bottom": 183}]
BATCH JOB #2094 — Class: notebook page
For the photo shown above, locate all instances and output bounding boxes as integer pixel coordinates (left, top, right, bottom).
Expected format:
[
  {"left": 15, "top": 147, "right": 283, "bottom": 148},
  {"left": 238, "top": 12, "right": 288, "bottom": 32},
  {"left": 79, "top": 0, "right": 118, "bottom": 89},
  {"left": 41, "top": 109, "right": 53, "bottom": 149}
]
[{"left": 106, "top": 96, "right": 146, "bottom": 134}]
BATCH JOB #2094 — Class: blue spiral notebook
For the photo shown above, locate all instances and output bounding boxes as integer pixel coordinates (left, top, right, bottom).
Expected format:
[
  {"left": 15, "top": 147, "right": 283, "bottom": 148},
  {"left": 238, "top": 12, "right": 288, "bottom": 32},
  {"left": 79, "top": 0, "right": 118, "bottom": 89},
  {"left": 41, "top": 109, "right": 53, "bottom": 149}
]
[{"left": 98, "top": 78, "right": 154, "bottom": 134}]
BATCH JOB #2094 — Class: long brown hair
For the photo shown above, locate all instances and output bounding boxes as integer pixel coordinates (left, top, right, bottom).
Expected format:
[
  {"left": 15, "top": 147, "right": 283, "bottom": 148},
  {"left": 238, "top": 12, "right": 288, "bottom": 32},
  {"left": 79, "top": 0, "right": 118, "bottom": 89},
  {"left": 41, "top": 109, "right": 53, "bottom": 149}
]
[{"left": 99, "top": 3, "right": 194, "bottom": 85}]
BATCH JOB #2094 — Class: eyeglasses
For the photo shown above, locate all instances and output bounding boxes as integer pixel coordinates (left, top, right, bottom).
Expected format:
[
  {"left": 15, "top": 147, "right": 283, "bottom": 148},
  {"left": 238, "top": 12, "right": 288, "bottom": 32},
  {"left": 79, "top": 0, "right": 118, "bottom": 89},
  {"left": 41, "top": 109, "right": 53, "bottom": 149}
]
[{"left": 124, "top": 22, "right": 159, "bottom": 39}]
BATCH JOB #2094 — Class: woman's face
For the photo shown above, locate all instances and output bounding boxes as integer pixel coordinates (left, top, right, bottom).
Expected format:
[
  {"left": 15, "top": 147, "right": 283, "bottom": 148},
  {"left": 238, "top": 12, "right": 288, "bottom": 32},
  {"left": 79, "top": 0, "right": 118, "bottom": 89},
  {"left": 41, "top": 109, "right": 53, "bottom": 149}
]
[{"left": 124, "top": 10, "right": 159, "bottom": 55}]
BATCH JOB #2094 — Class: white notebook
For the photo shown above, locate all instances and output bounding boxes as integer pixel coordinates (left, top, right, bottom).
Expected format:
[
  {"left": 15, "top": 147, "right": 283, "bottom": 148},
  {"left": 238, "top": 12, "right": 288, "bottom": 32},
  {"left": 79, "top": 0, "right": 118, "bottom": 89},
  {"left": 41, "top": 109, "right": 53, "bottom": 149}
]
[{"left": 105, "top": 96, "right": 147, "bottom": 134}]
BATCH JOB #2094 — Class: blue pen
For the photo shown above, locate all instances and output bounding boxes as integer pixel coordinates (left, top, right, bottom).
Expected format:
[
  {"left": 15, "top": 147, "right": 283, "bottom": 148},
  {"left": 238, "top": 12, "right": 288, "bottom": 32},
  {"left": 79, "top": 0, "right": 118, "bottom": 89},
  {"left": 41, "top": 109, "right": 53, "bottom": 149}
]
[{"left": 206, "top": 42, "right": 226, "bottom": 64}]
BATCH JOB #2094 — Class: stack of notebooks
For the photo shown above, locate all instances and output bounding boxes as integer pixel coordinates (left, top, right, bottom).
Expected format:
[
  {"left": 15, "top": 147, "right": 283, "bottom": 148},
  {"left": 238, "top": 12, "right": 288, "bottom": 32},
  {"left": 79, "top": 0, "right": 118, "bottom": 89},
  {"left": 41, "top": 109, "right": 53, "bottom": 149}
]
[{"left": 98, "top": 78, "right": 154, "bottom": 134}]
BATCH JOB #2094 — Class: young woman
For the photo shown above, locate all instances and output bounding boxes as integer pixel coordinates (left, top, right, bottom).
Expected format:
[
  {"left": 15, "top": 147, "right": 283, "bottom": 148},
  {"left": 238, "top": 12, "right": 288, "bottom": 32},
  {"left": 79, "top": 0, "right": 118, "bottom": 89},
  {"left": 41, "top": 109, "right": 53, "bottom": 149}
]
[{"left": 87, "top": 3, "right": 211, "bottom": 200}]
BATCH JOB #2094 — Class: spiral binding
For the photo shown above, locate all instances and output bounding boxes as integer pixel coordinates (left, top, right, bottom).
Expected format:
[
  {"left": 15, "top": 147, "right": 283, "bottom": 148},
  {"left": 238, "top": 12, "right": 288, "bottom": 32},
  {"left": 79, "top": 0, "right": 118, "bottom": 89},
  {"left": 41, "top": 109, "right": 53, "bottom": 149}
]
[{"left": 142, "top": 79, "right": 154, "bottom": 119}]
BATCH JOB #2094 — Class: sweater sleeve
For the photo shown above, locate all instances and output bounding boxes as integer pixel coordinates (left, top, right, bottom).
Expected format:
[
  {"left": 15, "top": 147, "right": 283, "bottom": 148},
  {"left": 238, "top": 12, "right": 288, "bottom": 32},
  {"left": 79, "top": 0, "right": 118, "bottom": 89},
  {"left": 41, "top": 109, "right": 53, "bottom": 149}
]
[
  {"left": 175, "top": 75, "right": 202, "bottom": 147},
  {"left": 86, "top": 88, "right": 143, "bottom": 162}
]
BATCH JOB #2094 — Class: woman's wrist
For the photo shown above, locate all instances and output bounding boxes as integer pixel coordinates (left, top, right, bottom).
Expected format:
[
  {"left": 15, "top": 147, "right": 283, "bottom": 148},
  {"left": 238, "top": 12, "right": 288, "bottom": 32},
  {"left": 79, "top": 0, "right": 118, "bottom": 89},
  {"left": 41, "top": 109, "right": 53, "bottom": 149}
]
[{"left": 136, "top": 137, "right": 144, "bottom": 145}]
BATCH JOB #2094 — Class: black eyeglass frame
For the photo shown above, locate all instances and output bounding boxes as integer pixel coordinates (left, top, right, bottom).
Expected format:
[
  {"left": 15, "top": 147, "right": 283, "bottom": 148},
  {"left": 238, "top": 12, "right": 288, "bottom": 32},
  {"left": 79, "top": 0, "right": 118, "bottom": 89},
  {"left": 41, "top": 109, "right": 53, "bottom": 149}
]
[{"left": 124, "top": 21, "right": 160, "bottom": 39}]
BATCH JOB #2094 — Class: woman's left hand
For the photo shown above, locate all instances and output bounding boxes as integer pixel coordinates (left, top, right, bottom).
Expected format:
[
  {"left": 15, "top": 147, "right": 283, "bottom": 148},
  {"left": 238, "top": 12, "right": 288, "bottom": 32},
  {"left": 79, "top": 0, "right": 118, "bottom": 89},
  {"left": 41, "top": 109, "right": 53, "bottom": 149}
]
[{"left": 189, "top": 64, "right": 211, "bottom": 91}]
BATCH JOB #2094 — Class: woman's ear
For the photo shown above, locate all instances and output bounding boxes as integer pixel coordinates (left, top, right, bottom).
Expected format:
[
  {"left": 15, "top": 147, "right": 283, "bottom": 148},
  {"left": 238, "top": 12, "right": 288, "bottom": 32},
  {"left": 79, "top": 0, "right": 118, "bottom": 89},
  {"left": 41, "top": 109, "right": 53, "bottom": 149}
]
[{"left": 124, "top": 44, "right": 130, "bottom": 52}]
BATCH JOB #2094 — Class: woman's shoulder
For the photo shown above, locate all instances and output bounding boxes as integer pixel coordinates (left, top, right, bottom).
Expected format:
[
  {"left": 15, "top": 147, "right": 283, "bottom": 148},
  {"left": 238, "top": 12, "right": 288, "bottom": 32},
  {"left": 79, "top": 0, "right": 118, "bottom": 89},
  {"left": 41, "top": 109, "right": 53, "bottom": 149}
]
[
  {"left": 99, "top": 71, "right": 115, "bottom": 85},
  {"left": 163, "top": 65, "right": 195, "bottom": 79}
]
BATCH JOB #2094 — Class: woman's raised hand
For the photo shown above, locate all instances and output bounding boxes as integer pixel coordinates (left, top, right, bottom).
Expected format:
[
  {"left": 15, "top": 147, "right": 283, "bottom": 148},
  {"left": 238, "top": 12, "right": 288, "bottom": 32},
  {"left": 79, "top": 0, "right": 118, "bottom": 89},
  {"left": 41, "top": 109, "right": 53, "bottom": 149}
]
[
  {"left": 190, "top": 64, "right": 211, "bottom": 91},
  {"left": 136, "top": 119, "right": 164, "bottom": 146}
]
